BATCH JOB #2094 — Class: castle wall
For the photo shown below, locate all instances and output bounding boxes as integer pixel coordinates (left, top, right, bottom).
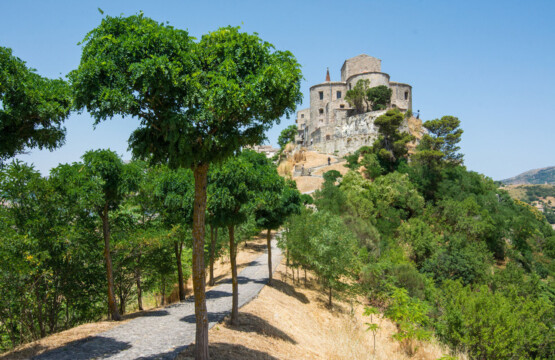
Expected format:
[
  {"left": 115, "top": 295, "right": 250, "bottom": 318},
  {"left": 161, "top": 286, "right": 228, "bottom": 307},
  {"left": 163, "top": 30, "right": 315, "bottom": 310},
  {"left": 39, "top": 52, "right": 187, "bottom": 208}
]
[
  {"left": 298, "top": 54, "right": 413, "bottom": 155},
  {"left": 312, "top": 110, "right": 386, "bottom": 155},
  {"left": 346, "top": 72, "right": 390, "bottom": 90},
  {"left": 390, "top": 82, "right": 412, "bottom": 111},
  {"left": 341, "top": 55, "right": 382, "bottom": 81},
  {"left": 309, "top": 82, "right": 347, "bottom": 136}
]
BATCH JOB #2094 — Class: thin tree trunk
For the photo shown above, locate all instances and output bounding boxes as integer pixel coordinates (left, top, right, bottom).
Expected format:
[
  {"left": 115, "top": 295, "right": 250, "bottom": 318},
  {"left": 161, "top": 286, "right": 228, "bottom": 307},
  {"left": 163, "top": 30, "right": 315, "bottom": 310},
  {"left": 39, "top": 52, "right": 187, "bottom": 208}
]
[
  {"left": 266, "top": 229, "right": 273, "bottom": 285},
  {"left": 136, "top": 253, "right": 143, "bottom": 311},
  {"left": 229, "top": 225, "right": 239, "bottom": 325},
  {"left": 328, "top": 286, "right": 332, "bottom": 307},
  {"left": 209, "top": 226, "right": 216, "bottom": 286},
  {"left": 192, "top": 164, "right": 209, "bottom": 360},
  {"left": 161, "top": 274, "right": 166, "bottom": 306},
  {"left": 101, "top": 206, "right": 121, "bottom": 321},
  {"left": 175, "top": 241, "right": 185, "bottom": 301},
  {"left": 304, "top": 269, "right": 307, "bottom": 285}
]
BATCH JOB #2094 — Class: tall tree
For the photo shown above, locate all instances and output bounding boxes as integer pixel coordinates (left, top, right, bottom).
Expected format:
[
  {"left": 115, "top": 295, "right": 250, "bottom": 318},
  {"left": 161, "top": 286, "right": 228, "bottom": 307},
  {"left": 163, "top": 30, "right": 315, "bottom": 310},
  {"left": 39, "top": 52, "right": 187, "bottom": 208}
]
[
  {"left": 153, "top": 166, "right": 195, "bottom": 302},
  {"left": 70, "top": 14, "right": 302, "bottom": 359},
  {"left": 250, "top": 150, "right": 302, "bottom": 284},
  {"left": 0, "top": 47, "right": 71, "bottom": 165},
  {"left": 208, "top": 155, "right": 254, "bottom": 324},
  {"left": 79, "top": 149, "right": 138, "bottom": 321},
  {"left": 372, "top": 109, "right": 414, "bottom": 172}
]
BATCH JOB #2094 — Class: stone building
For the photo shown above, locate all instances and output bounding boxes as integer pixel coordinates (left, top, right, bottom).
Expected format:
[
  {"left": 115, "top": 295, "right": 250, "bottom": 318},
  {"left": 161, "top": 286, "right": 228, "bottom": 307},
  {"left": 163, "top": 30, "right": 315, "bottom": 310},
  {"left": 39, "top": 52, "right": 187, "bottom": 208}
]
[{"left": 295, "top": 54, "right": 413, "bottom": 156}]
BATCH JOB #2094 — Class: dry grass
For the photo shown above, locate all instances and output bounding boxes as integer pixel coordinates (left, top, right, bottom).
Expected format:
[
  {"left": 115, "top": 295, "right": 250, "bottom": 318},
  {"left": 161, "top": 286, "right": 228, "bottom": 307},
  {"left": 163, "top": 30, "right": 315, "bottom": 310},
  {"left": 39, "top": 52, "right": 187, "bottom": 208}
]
[
  {"left": 277, "top": 160, "right": 293, "bottom": 179},
  {"left": 292, "top": 176, "right": 324, "bottom": 194},
  {"left": 178, "top": 263, "right": 456, "bottom": 360},
  {"left": 313, "top": 162, "right": 349, "bottom": 176},
  {"left": 0, "top": 234, "right": 270, "bottom": 360},
  {"left": 0, "top": 321, "right": 124, "bottom": 360}
]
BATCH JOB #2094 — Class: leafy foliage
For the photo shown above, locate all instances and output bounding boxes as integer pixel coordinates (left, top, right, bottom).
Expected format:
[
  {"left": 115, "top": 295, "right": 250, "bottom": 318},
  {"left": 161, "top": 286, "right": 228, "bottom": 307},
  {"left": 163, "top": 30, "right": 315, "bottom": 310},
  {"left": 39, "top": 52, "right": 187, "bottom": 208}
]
[
  {"left": 366, "top": 85, "right": 392, "bottom": 111},
  {"left": 345, "top": 79, "right": 370, "bottom": 113},
  {"left": 277, "top": 125, "right": 298, "bottom": 149},
  {"left": 0, "top": 47, "right": 72, "bottom": 165}
]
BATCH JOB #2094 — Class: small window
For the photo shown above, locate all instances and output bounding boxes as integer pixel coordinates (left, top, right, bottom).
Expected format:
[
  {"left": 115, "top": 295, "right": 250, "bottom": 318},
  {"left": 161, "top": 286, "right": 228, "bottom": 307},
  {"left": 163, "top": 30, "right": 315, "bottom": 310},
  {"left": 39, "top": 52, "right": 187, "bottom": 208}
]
[
  {"left": 319, "top": 108, "right": 324, "bottom": 115},
  {"left": 337, "top": 91, "right": 342, "bottom": 99},
  {"left": 340, "top": 104, "right": 345, "bottom": 109},
  {"left": 404, "top": 91, "right": 409, "bottom": 100},
  {"left": 301, "top": 114, "right": 304, "bottom": 118},
  {"left": 326, "top": 135, "right": 331, "bottom": 140},
  {"left": 319, "top": 91, "right": 324, "bottom": 100}
]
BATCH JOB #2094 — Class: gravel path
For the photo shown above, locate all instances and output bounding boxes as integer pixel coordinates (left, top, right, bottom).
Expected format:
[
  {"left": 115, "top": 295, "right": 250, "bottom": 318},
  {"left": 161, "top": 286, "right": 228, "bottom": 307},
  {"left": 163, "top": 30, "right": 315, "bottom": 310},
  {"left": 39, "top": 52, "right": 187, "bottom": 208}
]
[{"left": 35, "top": 239, "right": 282, "bottom": 360}]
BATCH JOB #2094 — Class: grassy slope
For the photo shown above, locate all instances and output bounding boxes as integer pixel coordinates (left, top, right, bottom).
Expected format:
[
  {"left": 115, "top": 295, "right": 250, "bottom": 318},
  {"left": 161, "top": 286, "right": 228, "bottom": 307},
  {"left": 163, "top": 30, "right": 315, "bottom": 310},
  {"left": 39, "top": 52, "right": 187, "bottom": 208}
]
[{"left": 178, "top": 263, "right": 455, "bottom": 360}]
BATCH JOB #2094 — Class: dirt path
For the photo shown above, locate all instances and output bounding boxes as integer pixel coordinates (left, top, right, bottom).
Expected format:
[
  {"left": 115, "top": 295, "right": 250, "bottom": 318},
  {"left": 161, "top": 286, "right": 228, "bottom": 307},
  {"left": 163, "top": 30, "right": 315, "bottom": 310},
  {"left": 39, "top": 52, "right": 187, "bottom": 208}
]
[{"left": 34, "top": 238, "right": 282, "bottom": 360}]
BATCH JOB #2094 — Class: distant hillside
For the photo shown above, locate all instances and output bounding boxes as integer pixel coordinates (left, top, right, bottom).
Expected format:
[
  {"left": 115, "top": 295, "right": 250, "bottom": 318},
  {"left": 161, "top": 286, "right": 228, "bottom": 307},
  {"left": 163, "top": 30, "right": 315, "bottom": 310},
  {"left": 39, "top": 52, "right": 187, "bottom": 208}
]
[{"left": 501, "top": 166, "right": 555, "bottom": 185}]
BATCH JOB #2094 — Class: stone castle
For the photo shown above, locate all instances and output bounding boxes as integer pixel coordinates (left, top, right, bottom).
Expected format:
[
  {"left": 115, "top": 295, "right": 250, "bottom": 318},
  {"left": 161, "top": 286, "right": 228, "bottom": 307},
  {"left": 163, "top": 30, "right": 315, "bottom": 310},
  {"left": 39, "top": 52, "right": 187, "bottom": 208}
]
[{"left": 295, "top": 54, "right": 414, "bottom": 156}]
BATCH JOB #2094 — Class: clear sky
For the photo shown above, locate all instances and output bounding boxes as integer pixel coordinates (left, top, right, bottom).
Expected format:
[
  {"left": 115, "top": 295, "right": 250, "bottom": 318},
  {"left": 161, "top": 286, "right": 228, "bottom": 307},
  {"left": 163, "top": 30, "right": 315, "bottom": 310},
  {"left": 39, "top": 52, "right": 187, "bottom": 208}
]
[{"left": 2, "top": 0, "right": 554, "bottom": 180}]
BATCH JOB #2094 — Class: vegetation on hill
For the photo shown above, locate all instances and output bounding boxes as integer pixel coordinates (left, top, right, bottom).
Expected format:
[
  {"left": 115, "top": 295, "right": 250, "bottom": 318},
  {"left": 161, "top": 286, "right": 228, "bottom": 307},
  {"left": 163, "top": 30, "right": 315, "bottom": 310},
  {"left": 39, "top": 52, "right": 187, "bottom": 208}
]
[
  {"left": 501, "top": 166, "right": 555, "bottom": 185},
  {"left": 0, "top": 150, "right": 302, "bottom": 354},
  {"left": 279, "top": 110, "right": 554, "bottom": 359}
]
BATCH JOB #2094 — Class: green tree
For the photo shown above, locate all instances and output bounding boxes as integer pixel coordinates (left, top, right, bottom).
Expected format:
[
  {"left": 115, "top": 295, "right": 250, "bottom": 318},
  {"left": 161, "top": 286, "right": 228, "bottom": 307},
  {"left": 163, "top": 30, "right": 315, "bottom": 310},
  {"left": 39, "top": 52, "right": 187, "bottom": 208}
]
[
  {"left": 366, "top": 85, "right": 392, "bottom": 111},
  {"left": 372, "top": 109, "right": 414, "bottom": 172},
  {"left": 310, "top": 211, "right": 358, "bottom": 306},
  {"left": 79, "top": 149, "right": 138, "bottom": 321},
  {"left": 385, "top": 287, "right": 431, "bottom": 356},
  {"left": 153, "top": 166, "right": 195, "bottom": 302},
  {"left": 208, "top": 154, "right": 255, "bottom": 324},
  {"left": 277, "top": 125, "right": 298, "bottom": 148},
  {"left": 0, "top": 47, "right": 72, "bottom": 165},
  {"left": 345, "top": 79, "right": 370, "bottom": 113},
  {"left": 70, "top": 14, "right": 302, "bottom": 358},
  {"left": 253, "top": 162, "right": 302, "bottom": 283}
]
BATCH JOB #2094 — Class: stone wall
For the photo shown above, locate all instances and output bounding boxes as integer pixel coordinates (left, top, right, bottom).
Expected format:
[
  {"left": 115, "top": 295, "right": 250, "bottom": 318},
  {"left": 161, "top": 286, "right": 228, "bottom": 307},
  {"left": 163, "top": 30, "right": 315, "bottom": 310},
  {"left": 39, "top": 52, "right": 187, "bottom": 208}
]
[
  {"left": 341, "top": 54, "right": 382, "bottom": 81},
  {"left": 311, "top": 110, "right": 385, "bottom": 155}
]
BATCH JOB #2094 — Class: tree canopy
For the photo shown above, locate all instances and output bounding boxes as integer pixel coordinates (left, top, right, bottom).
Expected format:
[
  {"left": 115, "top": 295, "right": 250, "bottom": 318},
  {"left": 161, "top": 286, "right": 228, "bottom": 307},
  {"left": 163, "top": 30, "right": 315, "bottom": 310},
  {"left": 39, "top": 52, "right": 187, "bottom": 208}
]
[{"left": 0, "top": 47, "right": 72, "bottom": 165}]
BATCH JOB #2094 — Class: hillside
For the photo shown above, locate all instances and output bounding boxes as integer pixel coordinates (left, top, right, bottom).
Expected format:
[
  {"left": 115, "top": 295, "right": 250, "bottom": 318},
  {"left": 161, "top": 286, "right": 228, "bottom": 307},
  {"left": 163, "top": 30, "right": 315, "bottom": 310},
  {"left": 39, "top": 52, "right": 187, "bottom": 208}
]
[
  {"left": 178, "top": 263, "right": 454, "bottom": 360},
  {"left": 501, "top": 166, "right": 555, "bottom": 185}
]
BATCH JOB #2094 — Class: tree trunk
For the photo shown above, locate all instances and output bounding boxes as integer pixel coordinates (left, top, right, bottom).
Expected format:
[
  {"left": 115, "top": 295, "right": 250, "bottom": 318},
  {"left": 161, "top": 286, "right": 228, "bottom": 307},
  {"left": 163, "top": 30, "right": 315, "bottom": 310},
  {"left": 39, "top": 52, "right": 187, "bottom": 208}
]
[
  {"left": 192, "top": 164, "right": 210, "bottom": 360},
  {"left": 101, "top": 206, "right": 121, "bottom": 321},
  {"left": 229, "top": 225, "right": 239, "bottom": 325},
  {"left": 135, "top": 254, "right": 143, "bottom": 311},
  {"left": 209, "top": 226, "right": 216, "bottom": 286},
  {"left": 328, "top": 286, "right": 332, "bottom": 307},
  {"left": 175, "top": 241, "right": 185, "bottom": 301},
  {"left": 266, "top": 229, "right": 273, "bottom": 285},
  {"left": 304, "top": 269, "right": 307, "bottom": 286},
  {"left": 161, "top": 274, "right": 166, "bottom": 306}
]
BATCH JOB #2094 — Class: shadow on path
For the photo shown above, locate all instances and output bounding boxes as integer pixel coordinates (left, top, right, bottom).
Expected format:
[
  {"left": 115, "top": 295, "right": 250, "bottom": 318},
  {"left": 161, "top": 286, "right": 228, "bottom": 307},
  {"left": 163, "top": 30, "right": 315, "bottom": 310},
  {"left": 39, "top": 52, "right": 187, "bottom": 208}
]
[
  {"left": 178, "top": 342, "right": 280, "bottom": 360},
  {"left": 180, "top": 311, "right": 229, "bottom": 324},
  {"left": 33, "top": 336, "right": 131, "bottom": 360}
]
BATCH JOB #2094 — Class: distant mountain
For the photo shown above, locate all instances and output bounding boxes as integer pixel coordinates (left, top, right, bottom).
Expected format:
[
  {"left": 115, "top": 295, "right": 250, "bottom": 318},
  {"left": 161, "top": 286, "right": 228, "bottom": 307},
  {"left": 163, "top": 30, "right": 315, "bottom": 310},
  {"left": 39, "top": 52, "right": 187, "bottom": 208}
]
[{"left": 501, "top": 166, "right": 555, "bottom": 185}]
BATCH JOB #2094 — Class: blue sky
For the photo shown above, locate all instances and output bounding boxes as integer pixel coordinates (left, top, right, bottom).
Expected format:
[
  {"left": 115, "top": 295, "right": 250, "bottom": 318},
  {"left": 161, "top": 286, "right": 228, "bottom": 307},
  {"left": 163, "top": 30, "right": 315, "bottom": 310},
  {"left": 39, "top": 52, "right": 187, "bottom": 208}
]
[{"left": 2, "top": 0, "right": 554, "bottom": 180}]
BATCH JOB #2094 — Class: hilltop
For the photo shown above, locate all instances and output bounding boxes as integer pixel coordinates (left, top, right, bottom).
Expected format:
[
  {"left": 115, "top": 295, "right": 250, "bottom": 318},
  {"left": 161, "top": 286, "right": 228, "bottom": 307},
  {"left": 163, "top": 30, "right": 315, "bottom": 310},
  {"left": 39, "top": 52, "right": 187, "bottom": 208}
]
[{"left": 500, "top": 166, "right": 555, "bottom": 185}]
